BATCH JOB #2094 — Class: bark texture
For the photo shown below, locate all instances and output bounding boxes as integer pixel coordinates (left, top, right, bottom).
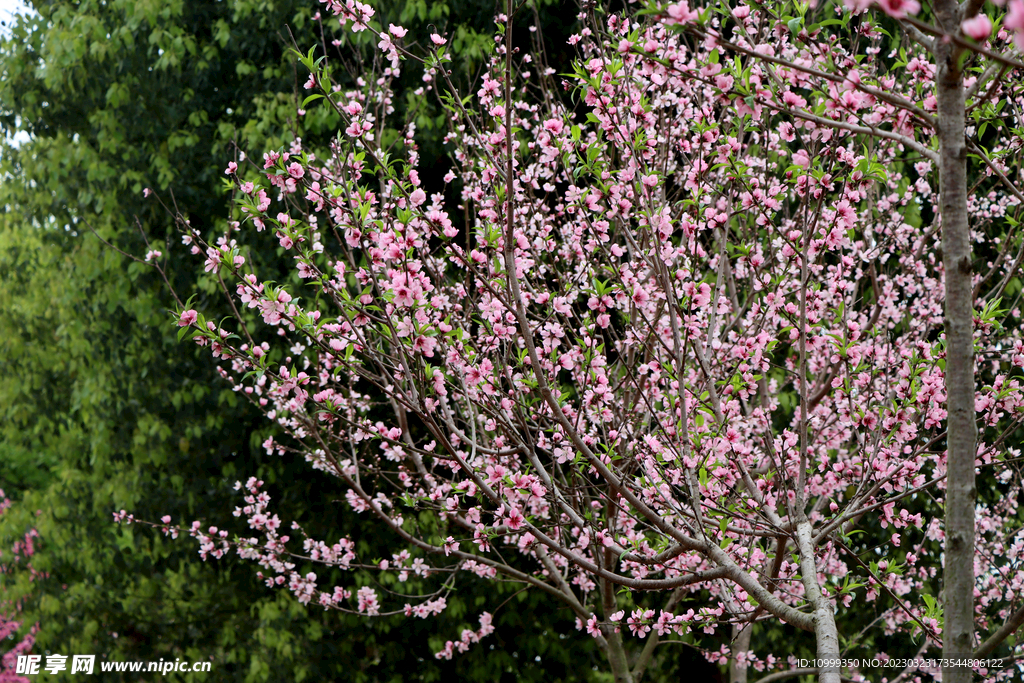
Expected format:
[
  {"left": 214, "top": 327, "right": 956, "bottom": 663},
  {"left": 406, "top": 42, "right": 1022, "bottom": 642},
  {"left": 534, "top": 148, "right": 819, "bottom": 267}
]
[
  {"left": 795, "top": 521, "right": 841, "bottom": 683},
  {"left": 934, "top": 1, "right": 977, "bottom": 680},
  {"left": 730, "top": 623, "right": 752, "bottom": 683}
]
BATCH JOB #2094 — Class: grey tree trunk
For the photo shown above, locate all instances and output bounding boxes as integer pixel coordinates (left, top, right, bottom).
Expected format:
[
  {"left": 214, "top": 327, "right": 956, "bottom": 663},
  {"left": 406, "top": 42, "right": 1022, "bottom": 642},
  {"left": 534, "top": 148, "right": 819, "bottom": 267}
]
[
  {"left": 730, "top": 623, "right": 752, "bottom": 683},
  {"left": 933, "top": 1, "right": 977, "bottom": 680},
  {"left": 605, "top": 627, "right": 635, "bottom": 683},
  {"left": 795, "top": 521, "right": 841, "bottom": 683}
]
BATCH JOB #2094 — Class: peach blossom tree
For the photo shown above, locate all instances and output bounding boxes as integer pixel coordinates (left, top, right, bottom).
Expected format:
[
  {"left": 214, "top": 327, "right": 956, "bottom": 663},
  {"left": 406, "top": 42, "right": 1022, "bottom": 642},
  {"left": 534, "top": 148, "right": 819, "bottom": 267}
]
[{"left": 121, "top": 0, "right": 1024, "bottom": 681}]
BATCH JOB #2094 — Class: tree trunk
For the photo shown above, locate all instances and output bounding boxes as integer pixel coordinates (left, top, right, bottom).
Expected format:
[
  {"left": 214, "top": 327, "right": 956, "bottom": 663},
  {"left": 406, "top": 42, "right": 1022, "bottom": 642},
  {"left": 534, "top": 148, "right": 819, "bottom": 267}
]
[
  {"left": 730, "top": 623, "right": 752, "bottom": 683},
  {"left": 933, "top": 2, "right": 977, "bottom": 681},
  {"left": 604, "top": 628, "right": 635, "bottom": 683},
  {"left": 795, "top": 521, "right": 841, "bottom": 683}
]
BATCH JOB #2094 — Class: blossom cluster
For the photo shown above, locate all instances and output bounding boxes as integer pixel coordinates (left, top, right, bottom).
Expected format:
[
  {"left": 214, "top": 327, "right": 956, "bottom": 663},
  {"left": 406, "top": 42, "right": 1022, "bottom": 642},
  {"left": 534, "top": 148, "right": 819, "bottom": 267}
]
[{"left": 1, "top": 491, "right": 40, "bottom": 683}]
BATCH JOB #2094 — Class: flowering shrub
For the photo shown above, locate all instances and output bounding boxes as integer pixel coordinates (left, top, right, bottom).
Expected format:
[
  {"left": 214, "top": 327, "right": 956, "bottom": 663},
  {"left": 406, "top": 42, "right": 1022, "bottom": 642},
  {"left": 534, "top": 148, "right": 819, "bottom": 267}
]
[
  {"left": 0, "top": 492, "right": 39, "bottom": 683},
  {"left": 125, "top": 0, "right": 1024, "bottom": 681}
]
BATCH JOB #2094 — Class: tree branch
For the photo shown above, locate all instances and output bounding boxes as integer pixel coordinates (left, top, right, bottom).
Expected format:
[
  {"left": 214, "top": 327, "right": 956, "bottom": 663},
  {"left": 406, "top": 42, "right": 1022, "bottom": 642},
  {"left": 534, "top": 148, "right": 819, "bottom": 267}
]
[{"left": 974, "top": 603, "right": 1024, "bottom": 658}]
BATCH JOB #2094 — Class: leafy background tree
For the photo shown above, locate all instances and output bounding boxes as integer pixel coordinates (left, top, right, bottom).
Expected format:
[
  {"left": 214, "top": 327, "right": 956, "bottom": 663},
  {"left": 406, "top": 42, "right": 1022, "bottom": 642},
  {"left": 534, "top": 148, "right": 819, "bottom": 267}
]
[{"left": 0, "top": 0, "right": 626, "bottom": 680}]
